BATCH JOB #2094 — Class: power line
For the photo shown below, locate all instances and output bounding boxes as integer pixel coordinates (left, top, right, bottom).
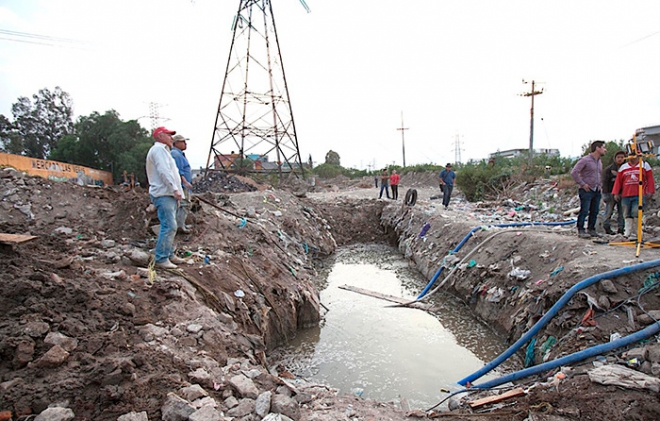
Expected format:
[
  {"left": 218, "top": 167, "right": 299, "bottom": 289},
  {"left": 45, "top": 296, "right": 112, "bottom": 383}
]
[{"left": 0, "top": 28, "right": 91, "bottom": 49}]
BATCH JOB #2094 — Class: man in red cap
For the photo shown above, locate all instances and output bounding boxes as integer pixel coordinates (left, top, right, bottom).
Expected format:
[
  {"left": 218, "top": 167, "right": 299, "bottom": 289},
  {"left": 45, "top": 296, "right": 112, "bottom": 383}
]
[{"left": 146, "top": 126, "right": 185, "bottom": 269}]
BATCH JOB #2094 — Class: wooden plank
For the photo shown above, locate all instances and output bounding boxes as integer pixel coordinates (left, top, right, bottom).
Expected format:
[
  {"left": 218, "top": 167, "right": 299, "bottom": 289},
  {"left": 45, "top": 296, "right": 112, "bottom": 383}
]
[
  {"left": 338, "top": 285, "right": 431, "bottom": 310},
  {"left": 468, "top": 387, "right": 526, "bottom": 409},
  {"left": 0, "top": 233, "right": 38, "bottom": 245}
]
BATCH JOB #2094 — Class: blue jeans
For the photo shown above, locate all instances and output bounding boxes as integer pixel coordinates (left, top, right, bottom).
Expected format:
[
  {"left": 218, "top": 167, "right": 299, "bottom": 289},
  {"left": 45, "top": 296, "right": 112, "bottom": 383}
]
[
  {"left": 379, "top": 183, "right": 390, "bottom": 199},
  {"left": 577, "top": 188, "right": 601, "bottom": 231},
  {"left": 150, "top": 194, "right": 178, "bottom": 263},
  {"left": 621, "top": 196, "right": 645, "bottom": 218},
  {"left": 442, "top": 184, "right": 454, "bottom": 207}
]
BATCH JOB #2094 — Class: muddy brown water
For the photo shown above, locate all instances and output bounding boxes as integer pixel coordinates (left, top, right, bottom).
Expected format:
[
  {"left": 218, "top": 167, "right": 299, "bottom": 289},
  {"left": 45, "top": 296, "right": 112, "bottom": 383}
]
[{"left": 274, "top": 244, "right": 518, "bottom": 410}]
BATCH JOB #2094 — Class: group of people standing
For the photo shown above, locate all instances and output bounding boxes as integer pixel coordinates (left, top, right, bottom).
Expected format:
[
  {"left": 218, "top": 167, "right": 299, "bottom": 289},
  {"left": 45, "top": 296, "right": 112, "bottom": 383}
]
[
  {"left": 375, "top": 163, "right": 457, "bottom": 209},
  {"left": 571, "top": 140, "right": 655, "bottom": 240},
  {"left": 376, "top": 168, "right": 400, "bottom": 200},
  {"left": 146, "top": 126, "right": 194, "bottom": 269}
]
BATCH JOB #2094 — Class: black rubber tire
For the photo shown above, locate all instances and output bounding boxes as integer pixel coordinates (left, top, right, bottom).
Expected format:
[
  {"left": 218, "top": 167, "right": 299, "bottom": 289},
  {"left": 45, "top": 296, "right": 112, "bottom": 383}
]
[{"left": 404, "top": 188, "right": 417, "bottom": 206}]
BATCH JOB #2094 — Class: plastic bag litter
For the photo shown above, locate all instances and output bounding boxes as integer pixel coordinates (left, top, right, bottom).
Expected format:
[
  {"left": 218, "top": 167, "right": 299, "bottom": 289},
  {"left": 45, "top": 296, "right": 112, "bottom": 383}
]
[{"left": 508, "top": 267, "right": 531, "bottom": 281}]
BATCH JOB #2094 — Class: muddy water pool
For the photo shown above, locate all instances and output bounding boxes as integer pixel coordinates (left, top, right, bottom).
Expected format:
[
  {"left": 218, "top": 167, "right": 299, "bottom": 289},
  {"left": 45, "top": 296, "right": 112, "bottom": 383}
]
[{"left": 273, "top": 244, "right": 517, "bottom": 410}]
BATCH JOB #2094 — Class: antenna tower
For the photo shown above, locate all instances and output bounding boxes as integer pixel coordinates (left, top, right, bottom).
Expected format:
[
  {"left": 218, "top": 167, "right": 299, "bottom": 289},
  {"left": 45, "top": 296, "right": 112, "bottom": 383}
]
[
  {"left": 453, "top": 133, "right": 464, "bottom": 165},
  {"left": 206, "top": 0, "right": 308, "bottom": 177}
]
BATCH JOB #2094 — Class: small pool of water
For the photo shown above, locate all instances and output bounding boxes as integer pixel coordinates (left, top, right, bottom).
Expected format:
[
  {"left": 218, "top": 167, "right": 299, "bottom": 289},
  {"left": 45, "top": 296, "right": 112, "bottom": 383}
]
[{"left": 273, "top": 244, "right": 516, "bottom": 410}]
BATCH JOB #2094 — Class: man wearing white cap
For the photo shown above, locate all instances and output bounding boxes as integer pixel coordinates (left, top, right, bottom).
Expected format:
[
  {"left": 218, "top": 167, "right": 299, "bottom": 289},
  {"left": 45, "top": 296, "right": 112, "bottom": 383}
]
[
  {"left": 171, "top": 134, "right": 193, "bottom": 234},
  {"left": 146, "top": 126, "right": 185, "bottom": 269}
]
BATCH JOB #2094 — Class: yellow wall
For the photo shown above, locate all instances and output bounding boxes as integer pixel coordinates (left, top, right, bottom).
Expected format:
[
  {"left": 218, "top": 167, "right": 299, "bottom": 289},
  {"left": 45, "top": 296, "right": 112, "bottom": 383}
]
[{"left": 0, "top": 152, "right": 113, "bottom": 186}]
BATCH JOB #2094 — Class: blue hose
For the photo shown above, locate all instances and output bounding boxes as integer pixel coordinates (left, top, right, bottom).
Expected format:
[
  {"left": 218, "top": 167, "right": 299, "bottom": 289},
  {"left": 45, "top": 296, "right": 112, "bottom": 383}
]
[
  {"left": 416, "top": 220, "right": 576, "bottom": 300},
  {"left": 458, "top": 258, "right": 660, "bottom": 386},
  {"left": 470, "top": 321, "right": 660, "bottom": 389}
]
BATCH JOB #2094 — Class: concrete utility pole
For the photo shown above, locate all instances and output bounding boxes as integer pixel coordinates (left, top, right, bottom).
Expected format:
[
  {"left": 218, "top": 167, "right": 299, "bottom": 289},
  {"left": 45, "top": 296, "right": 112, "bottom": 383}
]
[
  {"left": 396, "top": 111, "right": 409, "bottom": 167},
  {"left": 521, "top": 80, "right": 543, "bottom": 166}
]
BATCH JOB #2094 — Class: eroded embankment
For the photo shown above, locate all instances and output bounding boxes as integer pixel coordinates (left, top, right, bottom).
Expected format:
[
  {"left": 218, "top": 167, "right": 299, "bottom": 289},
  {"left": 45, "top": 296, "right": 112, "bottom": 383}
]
[
  {"left": 380, "top": 199, "right": 660, "bottom": 416},
  {"left": 0, "top": 174, "right": 413, "bottom": 420}
]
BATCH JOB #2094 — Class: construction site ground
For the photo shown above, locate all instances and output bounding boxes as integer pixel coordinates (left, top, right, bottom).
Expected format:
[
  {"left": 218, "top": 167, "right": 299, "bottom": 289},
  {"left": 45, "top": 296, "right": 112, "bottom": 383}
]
[{"left": 1, "top": 168, "right": 660, "bottom": 421}]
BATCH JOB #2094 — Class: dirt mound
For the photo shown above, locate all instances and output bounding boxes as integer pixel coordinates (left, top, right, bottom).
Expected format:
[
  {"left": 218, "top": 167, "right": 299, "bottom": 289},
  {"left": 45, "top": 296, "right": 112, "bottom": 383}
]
[{"left": 193, "top": 170, "right": 259, "bottom": 193}]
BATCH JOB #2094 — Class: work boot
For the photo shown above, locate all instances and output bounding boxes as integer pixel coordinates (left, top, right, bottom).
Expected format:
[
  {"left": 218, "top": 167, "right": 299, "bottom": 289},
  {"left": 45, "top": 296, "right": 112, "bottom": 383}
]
[
  {"left": 155, "top": 259, "right": 178, "bottom": 269},
  {"left": 578, "top": 229, "right": 590, "bottom": 239},
  {"left": 588, "top": 230, "right": 603, "bottom": 238},
  {"left": 624, "top": 218, "right": 634, "bottom": 238},
  {"left": 169, "top": 255, "right": 186, "bottom": 265}
]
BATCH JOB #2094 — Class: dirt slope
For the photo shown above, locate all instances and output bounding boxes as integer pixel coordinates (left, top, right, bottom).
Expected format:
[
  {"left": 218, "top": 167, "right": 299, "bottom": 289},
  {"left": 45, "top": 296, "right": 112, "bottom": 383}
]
[{"left": 1, "top": 168, "right": 660, "bottom": 421}]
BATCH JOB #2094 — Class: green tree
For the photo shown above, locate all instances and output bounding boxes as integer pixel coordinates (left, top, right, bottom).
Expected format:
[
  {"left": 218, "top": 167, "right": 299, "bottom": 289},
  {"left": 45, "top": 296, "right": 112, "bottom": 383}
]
[
  {"left": 325, "top": 150, "right": 340, "bottom": 165},
  {"left": 50, "top": 110, "right": 152, "bottom": 183},
  {"left": 0, "top": 115, "right": 23, "bottom": 154},
  {"left": 10, "top": 87, "right": 74, "bottom": 159}
]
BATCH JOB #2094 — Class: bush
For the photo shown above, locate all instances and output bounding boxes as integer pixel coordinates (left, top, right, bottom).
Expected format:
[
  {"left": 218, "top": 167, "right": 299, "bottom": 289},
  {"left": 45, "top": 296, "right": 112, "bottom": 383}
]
[{"left": 313, "top": 163, "right": 342, "bottom": 179}]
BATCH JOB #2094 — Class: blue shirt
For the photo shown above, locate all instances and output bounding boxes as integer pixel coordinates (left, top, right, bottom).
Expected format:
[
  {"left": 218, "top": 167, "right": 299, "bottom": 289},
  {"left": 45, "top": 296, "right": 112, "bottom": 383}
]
[
  {"left": 439, "top": 169, "right": 456, "bottom": 186},
  {"left": 171, "top": 147, "right": 192, "bottom": 186}
]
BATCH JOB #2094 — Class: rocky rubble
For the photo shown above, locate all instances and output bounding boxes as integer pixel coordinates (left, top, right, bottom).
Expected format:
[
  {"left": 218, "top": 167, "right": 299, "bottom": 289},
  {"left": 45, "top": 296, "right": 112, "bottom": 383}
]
[{"left": 3, "top": 167, "right": 660, "bottom": 420}]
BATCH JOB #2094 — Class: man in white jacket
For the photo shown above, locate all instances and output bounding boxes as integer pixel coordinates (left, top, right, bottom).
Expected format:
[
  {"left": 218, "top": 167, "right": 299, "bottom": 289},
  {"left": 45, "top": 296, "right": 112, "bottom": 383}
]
[{"left": 146, "top": 126, "right": 185, "bottom": 269}]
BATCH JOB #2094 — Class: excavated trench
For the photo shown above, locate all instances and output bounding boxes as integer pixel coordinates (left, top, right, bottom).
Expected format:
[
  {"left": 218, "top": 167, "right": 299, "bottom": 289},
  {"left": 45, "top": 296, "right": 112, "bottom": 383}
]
[{"left": 271, "top": 243, "right": 515, "bottom": 410}]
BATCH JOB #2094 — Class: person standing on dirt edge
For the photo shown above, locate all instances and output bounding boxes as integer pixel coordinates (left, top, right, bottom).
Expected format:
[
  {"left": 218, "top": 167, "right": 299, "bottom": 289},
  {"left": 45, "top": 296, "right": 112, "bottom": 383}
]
[
  {"left": 171, "top": 134, "right": 193, "bottom": 234},
  {"left": 601, "top": 150, "right": 626, "bottom": 235},
  {"left": 146, "top": 126, "right": 185, "bottom": 269},
  {"left": 378, "top": 168, "right": 391, "bottom": 199},
  {"left": 390, "top": 169, "right": 400, "bottom": 200},
  {"left": 438, "top": 163, "right": 456, "bottom": 209},
  {"left": 612, "top": 152, "right": 655, "bottom": 240},
  {"left": 571, "top": 140, "right": 606, "bottom": 238}
]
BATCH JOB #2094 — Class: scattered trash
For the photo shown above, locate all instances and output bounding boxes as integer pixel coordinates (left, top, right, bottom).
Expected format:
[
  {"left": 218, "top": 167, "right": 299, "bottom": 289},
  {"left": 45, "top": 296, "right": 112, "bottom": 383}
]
[
  {"left": 589, "top": 364, "right": 660, "bottom": 392},
  {"left": 549, "top": 266, "right": 564, "bottom": 277},
  {"left": 419, "top": 222, "right": 431, "bottom": 238},
  {"left": 508, "top": 267, "right": 531, "bottom": 281},
  {"left": 234, "top": 289, "right": 245, "bottom": 298},
  {"left": 580, "top": 308, "right": 596, "bottom": 326},
  {"left": 237, "top": 218, "right": 247, "bottom": 228},
  {"left": 204, "top": 255, "right": 211, "bottom": 264}
]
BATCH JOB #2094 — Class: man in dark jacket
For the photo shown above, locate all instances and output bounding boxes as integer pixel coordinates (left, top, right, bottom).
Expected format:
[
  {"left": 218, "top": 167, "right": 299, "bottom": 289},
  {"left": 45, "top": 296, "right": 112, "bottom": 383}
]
[{"left": 601, "top": 150, "right": 626, "bottom": 235}]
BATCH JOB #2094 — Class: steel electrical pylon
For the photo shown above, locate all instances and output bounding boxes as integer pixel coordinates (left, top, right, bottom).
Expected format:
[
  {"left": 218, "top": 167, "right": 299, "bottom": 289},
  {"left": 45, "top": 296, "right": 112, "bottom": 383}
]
[{"left": 205, "top": 0, "right": 306, "bottom": 178}]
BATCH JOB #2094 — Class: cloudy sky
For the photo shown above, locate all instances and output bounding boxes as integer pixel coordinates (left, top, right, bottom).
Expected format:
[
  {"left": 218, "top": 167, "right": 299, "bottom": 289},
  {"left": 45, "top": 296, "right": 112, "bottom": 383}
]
[{"left": 1, "top": 0, "right": 659, "bottom": 170}]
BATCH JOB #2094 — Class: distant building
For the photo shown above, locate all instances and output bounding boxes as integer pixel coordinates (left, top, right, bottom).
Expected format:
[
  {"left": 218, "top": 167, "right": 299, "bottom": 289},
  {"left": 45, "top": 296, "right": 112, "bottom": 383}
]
[{"left": 489, "top": 148, "right": 560, "bottom": 159}]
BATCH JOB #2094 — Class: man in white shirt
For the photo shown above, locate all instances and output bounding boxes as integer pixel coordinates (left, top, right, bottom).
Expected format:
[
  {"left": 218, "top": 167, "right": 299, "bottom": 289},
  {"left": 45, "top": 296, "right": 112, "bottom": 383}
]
[{"left": 146, "top": 126, "right": 185, "bottom": 269}]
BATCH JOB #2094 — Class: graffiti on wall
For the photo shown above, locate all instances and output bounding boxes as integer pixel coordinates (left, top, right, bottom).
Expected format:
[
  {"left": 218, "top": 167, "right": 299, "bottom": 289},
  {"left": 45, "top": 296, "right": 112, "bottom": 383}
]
[{"left": 0, "top": 153, "right": 113, "bottom": 186}]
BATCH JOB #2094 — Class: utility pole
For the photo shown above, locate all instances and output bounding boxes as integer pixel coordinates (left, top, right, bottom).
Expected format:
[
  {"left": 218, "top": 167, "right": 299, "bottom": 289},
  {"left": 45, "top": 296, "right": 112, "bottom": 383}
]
[
  {"left": 396, "top": 111, "right": 409, "bottom": 167},
  {"left": 521, "top": 80, "right": 543, "bottom": 166}
]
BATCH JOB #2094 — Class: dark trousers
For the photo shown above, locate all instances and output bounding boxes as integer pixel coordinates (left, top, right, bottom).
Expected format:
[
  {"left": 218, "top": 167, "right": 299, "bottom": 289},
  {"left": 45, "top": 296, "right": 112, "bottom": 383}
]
[
  {"left": 577, "top": 188, "right": 601, "bottom": 232},
  {"left": 602, "top": 193, "right": 623, "bottom": 231},
  {"left": 391, "top": 185, "right": 399, "bottom": 200},
  {"left": 442, "top": 184, "right": 453, "bottom": 207}
]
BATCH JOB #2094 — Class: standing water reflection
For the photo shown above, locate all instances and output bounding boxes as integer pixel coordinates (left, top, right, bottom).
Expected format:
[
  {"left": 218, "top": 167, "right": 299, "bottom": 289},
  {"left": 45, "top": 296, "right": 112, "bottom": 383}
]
[{"left": 274, "top": 245, "right": 513, "bottom": 410}]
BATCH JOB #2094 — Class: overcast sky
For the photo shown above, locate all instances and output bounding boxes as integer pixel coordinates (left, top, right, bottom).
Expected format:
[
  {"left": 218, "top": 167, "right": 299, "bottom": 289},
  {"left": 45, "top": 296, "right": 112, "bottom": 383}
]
[{"left": 1, "top": 0, "right": 660, "bottom": 170}]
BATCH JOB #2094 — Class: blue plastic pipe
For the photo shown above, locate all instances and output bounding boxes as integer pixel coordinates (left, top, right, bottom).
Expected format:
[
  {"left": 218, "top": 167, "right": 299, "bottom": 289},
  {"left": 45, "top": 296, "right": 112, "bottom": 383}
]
[
  {"left": 416, "top": 220, "right": 576, "bottom": 300},
  {"left": 457, "top": 258, "right": 660, "bottom": 386},
  {"left": 470, "top": 321, "right": 660, "bottom": 389}
]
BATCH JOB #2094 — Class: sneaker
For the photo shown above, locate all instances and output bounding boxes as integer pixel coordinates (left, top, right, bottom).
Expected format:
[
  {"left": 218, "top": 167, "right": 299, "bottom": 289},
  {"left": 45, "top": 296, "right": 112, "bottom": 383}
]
[
  {"left": 588, "top": 230, "right": 603, "bottom": 238},
  {"left": 603, "top": 227, "right": 615, "bottom": 235},
  {"left": 578, "top": 230, "right": 590, "bottom": 239},
  {"left": 177, "top": 226, "right": 191, "bottom": 234},
  {"left": 169, "top": 256, "right": 186, "bottom": 264},
  {"left": 617, "top": 228, "right": 625, "bottom": 235},
  {"left": 155, "top": 259, "right": 178, "bottom": 269}
]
